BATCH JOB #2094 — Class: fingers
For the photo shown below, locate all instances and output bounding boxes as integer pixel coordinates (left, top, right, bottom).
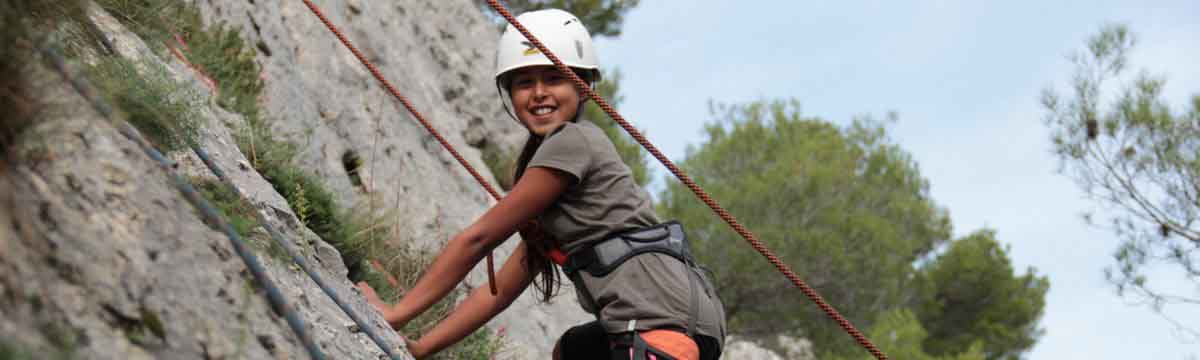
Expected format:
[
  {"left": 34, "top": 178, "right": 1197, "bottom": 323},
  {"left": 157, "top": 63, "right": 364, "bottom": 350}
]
[
  {"left": 356, "top": 281, "right": 374, "bottom": 294},
  {"left": 403, "top": 335, "right": 426, "bottom": 359}
]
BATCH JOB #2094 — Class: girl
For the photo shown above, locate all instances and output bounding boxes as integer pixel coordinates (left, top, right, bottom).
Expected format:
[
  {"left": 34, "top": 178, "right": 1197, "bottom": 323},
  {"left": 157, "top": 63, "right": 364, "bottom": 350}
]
[{"left": 358, "top": 9, "right": 726, "bottom": 360}]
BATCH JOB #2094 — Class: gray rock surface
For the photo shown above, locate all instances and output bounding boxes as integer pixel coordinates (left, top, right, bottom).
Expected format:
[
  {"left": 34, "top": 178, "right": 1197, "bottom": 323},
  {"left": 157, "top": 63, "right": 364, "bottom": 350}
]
[
  {"left": 722, "top": 335, "right": 816, "bottom": 360},
  {"left": 196, "top": 0, "right": 593, "bottom": 357},
  {"left": 1, "top": 0, "right": 595, "bottom": 359}
]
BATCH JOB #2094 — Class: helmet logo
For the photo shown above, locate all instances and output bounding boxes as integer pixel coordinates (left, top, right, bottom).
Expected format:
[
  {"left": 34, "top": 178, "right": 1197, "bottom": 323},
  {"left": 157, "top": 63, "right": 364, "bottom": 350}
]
[
  {"left": 521, "top": 41, "right": 540, "bottom": 56},
  {"left": 575, "top": 40, "right": 583, "bottom": 59}
]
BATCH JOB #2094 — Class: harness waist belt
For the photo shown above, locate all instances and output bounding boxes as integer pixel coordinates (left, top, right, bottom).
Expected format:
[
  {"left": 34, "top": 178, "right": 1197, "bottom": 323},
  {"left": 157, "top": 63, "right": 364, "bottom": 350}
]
[{"left": 563, "top": 221, "right": 694, "bottom": 278}]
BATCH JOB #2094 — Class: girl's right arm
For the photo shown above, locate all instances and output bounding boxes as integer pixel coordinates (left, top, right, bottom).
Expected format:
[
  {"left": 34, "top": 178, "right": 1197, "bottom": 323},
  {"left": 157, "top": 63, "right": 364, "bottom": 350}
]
[
  {"left": 380, "top": 166, "right": 572, "bottom": 330},
  {"left": 405, "top": 240, "right": 537, "bottom": 357}
]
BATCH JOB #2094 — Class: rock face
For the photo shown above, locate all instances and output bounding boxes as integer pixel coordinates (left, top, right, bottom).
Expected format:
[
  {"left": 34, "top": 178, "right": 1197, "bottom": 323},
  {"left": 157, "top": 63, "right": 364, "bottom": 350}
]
[
  {"left": 0, "top": 0, "right": 593, "bottom": 359},
  {"left": 722, "top": 336, "right": 816, "bottom": 360},
  {"left": 196, "top": 0, "right": 593, "bottom": 357}
]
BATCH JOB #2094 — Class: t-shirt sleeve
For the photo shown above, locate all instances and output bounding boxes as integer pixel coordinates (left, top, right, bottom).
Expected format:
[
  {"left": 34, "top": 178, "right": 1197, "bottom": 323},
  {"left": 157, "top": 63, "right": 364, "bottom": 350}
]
[{"left": 527, "top": 124, "right": 592, "bottom": 183}]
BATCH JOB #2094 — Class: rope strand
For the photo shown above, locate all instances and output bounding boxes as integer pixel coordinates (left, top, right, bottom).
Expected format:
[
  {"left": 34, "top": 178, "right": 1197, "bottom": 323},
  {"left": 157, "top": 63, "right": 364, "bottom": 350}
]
[
  {"left": 482, "top": 1, "right": 889, "bottom": 359},
  {"left": 41, "top": 44, "right": 328, "bottom": 360},
  {"left": 300, "top": 0, "right": 499, "bottom": 296},
  {"left": 192, "top": 147, "right": 405, "bottom": 360}
]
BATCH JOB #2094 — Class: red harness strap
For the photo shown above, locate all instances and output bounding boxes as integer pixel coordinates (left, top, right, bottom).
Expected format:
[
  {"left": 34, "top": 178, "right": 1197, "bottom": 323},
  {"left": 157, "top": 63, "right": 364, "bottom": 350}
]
[{"left": 549, "top": 247, "right": 568, "bottom": 266}]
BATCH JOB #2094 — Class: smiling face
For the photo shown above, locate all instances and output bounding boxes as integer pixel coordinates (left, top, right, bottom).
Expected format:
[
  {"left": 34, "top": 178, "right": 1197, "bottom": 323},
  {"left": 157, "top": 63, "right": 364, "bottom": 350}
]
[{"left": 507, "top": 66, "right": 583, "bottom": 136}]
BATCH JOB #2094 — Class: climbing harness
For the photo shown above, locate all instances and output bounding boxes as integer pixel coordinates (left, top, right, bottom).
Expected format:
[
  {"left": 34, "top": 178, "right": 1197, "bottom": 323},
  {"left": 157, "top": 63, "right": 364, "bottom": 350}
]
[
  {"left": 561, "top": 221, "right": 693, "bottom": 278},
  {"left": 563, "top": 221, "right": 719, "bottom": 354},
  {"left": 297, "top": 0, "right": 889, "bottom": 358},
  {"left": 480, "top": 1, "right": 890, "bottom": 358},
  {"left": 616, "top": 331, "right": 679, "bottom": 360},
  {"left": 42, "top": 0, "right": 893, "bottom": 357}
]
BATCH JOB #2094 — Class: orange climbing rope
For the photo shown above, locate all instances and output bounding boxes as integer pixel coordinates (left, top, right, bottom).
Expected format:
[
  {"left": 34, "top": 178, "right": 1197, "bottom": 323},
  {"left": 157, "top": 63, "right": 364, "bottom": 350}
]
[
  {"left": 482, "top": 2, "right": 888, "bottom": 359},
  {"left": 302, "top": 0, "right": 888, "bottom": 358},
  {"left": 300, "top": 0, "right": 500, "bottom": 295}
]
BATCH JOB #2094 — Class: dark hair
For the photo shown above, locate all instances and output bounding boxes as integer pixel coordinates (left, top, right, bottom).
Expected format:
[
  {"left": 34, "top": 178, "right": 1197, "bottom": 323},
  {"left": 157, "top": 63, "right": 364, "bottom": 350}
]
[
  {"left": 512, "top": 135, "right": 564, "bottom": 302},
  {"left": 506, "top": 67, "right": 596, "bottom": 302}
]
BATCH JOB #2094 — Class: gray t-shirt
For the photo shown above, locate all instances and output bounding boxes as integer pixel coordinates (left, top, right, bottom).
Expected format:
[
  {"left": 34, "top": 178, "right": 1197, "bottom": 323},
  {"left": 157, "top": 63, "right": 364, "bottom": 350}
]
[{"left": 527, "top": 120, "right": 726, "bottom": 342}]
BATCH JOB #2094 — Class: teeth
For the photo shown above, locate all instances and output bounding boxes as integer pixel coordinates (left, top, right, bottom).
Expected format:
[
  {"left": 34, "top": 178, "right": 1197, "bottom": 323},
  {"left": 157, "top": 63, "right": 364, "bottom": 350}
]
[{"left": 533, "top": 107, "right": 554, "bottom": 115}]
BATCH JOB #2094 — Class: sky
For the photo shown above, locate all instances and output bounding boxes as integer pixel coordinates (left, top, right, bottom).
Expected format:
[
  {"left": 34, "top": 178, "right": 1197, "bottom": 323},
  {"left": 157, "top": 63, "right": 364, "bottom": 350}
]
[{"left": 590, "top": 1, "right": 1199, "bottom": 358}]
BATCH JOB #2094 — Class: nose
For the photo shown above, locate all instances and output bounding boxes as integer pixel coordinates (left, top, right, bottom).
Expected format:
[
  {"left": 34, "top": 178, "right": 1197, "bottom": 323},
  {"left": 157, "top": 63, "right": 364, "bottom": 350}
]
[{"left": 531, "top": 79, "right": 549, "bottom": 99}]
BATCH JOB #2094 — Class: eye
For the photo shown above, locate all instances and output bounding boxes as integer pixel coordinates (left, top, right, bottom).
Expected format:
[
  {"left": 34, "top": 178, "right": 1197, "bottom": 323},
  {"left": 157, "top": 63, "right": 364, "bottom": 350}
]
[{"left": 512, "top": 76, "right": 534, "bottom": 88}]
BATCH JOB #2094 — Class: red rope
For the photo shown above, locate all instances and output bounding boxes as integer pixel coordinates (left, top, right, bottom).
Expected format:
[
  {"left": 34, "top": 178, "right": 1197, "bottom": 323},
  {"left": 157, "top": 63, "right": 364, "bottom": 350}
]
[
  {"left": 300, "top": 0, "right": 499, "bottom": 296},
  {"left": 483, "top": 1, "right": 889, "bottom": 359}
]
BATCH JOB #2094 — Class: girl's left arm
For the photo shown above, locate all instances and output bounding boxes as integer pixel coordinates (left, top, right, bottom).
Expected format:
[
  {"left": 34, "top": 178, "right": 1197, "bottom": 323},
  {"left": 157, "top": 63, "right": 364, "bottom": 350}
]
[
  {"left": 406, "top": 239, "right": 536, "bottom": 358},
  {"left": 380, "top": 167, "right": 571, "bottom": 346}
]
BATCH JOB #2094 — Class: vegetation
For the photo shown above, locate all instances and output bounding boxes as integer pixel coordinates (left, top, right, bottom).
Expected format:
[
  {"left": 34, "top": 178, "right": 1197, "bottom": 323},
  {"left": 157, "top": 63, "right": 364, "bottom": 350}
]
[
  {"left": 825, "top": 309, "right": 985, "bottom": 360},
  {"left": 0, "top": 336, "right": 76, "bottom": 360},
  {"left": 483, "top": 0, "right": 640, "bottom": 39},
  {"left": 0, "top": 0, "right": 91, "bottom": 159},
  {"left": 193, "top": 177, "right": 290, "bottom": 260},
  {"left": 358, "top": 239, "right": 508, "bottom": 359},
  {"left": 915, "top": 230, "right": 1049, "bottom": 360},
  {"left": 84, "top": 57, "right": 203, "bottom": 152},
  {"left": 658, "top": 99, "right": 952, "bottom": 353},
  {"left": 481, "top": 139, "right": 518, "bottom": 190},
  {"left": 0, "top": 341, "right": 34, "bottom": 360},
  {"left": 658, "top": 99, "right": 1049, "bottom": 357},
  {"left": 6, "top": 0, "right": 506, "bottom": 357},
  {"left": 194, "top": 177, "right": 259, "bottom": 238},
  {"left": 480, "top": 1, "right": 652, "bottom": 189},
  {"left": 94, "top": 0, "right": 194, "bottom": 54},
  {"left": 585, "top": 68, "right": 650, "bottom": 186},
  {"left": 1042, "top": 24, "right": 1199, "bottom": 321},
  {"left": 487, "top": 67, "right": 652, "bottom": 189},
  {"left": 182, "top": 20, "right": 264, "bottom": 126}
]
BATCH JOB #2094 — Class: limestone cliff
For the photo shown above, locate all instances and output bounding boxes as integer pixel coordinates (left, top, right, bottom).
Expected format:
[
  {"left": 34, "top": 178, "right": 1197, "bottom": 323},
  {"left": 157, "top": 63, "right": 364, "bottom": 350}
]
[
  {"left": 1, "top": 0, "right": 591, "bottom": 359},
  {"left": 0, "top": 0, "right": 810, "bottom": 358}
]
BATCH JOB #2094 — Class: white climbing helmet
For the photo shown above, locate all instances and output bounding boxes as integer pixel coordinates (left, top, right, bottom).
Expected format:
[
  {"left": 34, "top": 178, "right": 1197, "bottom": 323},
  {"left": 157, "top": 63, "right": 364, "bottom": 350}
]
[{"left": 494, "top": 9, "right": 600, "bottom": 85}]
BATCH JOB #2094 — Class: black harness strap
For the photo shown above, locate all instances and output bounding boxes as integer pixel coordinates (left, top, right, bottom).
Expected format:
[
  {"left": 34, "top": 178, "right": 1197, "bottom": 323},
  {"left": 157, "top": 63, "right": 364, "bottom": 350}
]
[{"left": 563, "top": 221, "right": 703, "bottom": 340}]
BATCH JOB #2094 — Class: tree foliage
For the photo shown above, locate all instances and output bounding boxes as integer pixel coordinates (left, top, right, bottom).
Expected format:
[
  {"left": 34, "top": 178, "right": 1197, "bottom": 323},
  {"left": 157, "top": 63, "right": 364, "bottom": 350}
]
[
  {"left": 915, "top": 230, "right": 1049, "bottom": 360},
  {"left": 656, "top": 99, "right": 953, "bottom": 355},
  {"left": 585, "top": 68, "right": 650, "bottom": 185},
  {"left": 486, "top": 0, "right": 640, "bottom": 38},
  {"left": 826, "top": 309, "right": 985, "bottom": 360},
  {"left": 1042, "top": 24, "right": 1200, "bottom": 315}
]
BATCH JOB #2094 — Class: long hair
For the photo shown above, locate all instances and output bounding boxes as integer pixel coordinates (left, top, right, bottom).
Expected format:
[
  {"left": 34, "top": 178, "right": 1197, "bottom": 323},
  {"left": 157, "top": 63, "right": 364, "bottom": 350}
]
[
  {"left": 505, "top": 68, "right": 595, "bottom": 302},
  {"left": 512, "top": 135, "right": 563, "bottom": 302}
]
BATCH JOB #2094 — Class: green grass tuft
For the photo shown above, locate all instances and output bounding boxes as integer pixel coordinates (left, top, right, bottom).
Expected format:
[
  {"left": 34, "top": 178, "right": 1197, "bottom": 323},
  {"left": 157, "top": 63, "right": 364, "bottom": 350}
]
[
  {"left": 194, "top": 177, "right": 257, "bottom": 236},
  {"left": 449, "top": 329, "right": 507, "bottom": 360},
  {"left": 360, "top": 242, "right": 509, "bottom": 359},
  {"left": 193, "top": 177, "right": 288, "bottom": 261},
  {"left": 80, "top": 1, "right": 506, "bottom": 356},
  {"left": 241, "top": 143, "right": 391, "bottom": 277},
  {"left": 481, "top": 142, "right": 517, "bottom": 191},
  {"left": 0, "top": 0, "right": 92, "bottom": 159},
  {"left": 84, "top": 57, "right": 202, "bottom": 152},
  {"left": 184, "top": 20, "right": 263, "bottom": 124},
  {"left": 0, "top": 340, "right": 33, "bottom": 360},
  {"left": 96, "top": 0, "right": 264, "bottom": 124},
  {"left": 94, "top": 0, "right": 194, "bottom": 54}
]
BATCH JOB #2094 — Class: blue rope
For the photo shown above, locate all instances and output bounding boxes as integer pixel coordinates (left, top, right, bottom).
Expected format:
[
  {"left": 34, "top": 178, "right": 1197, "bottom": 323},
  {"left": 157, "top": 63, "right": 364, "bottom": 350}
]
[
  {"left": 40, "top": 44, "right": 328, "bottom": 360},
  {"left": 191, "top": 147, "right": 405, "bottom": 359}
]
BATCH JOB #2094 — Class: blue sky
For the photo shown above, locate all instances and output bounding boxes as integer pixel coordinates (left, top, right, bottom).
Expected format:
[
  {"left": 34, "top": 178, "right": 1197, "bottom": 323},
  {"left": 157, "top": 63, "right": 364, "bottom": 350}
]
[{"left": 591, "top": 1, "right": 1199, "bottom": 358}]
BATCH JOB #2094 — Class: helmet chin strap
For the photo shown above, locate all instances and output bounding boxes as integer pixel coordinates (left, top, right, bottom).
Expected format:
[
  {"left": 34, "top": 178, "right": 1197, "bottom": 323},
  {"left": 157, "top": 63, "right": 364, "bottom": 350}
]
[{"left": 497, "top": 80, "right": 520, "bottom": 123}]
